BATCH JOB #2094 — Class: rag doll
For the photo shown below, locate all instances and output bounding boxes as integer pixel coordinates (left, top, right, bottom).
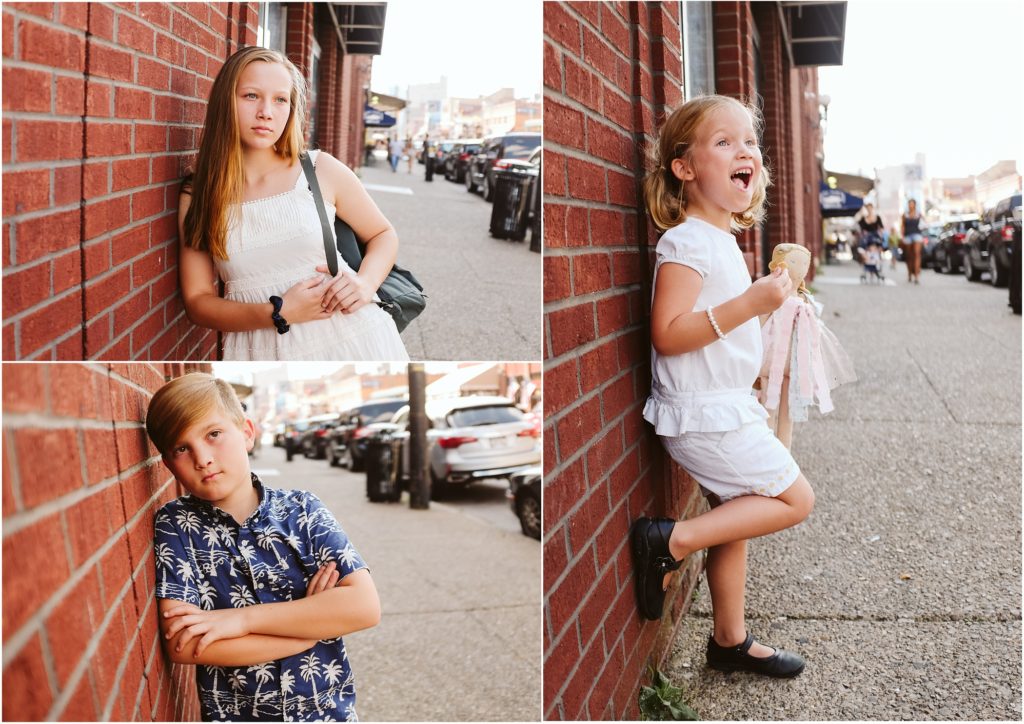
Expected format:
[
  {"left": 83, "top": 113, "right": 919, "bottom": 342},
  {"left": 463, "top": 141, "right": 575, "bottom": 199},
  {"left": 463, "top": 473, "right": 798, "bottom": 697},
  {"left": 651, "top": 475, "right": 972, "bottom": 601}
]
[{"left": 757, "top": 244, "right": 857, "bottom": 448}]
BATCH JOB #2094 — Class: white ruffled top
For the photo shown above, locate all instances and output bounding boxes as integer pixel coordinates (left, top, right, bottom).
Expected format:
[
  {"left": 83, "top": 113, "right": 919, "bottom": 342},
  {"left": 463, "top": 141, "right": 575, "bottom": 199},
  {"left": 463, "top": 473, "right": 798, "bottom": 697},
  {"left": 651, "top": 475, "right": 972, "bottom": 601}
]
[{"left": 643, "top": 217, "right": 767, "bottom": 435}]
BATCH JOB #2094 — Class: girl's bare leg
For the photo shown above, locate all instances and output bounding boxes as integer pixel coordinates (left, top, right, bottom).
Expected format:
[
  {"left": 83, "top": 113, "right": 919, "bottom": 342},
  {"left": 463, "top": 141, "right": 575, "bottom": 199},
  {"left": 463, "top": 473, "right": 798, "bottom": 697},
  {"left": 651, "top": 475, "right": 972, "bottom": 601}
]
[{"left": 667, "top": 475, "right": 814, "bottom": 565}]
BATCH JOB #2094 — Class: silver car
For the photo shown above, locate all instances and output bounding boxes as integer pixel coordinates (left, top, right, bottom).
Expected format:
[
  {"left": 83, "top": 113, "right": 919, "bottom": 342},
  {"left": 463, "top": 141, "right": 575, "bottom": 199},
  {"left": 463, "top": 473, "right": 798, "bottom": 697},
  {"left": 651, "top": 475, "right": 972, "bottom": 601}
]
[{"left": 387, "top": 395, "right": 541, "bottom": 498}]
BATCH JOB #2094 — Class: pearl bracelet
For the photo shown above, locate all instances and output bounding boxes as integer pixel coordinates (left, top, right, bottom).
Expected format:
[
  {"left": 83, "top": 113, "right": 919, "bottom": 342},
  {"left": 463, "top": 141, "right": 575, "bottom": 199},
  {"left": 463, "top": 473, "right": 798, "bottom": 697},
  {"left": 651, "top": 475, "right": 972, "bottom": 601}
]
[{"left": 706, "top": 306, "right": 727, "bottom": 340}]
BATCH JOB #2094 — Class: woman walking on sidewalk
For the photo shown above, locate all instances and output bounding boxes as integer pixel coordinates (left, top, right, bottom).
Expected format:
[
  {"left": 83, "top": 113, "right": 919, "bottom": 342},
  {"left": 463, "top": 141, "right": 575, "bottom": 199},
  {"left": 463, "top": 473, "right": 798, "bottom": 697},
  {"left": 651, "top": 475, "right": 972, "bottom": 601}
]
[
  {"left": 178, "top": 46, "right": 408, "bottom": 361},
  {"left": 631, "top": 95, "right": 814, "bottom": 678},
  {"left": 902, "top": 199, "right": 925, "bottom": 284}
]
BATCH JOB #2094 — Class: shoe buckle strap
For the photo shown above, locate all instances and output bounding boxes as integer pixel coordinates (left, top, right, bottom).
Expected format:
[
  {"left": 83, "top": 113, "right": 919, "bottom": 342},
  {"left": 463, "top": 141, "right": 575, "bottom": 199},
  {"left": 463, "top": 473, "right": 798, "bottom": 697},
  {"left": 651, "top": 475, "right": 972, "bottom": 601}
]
[{"left": 654, "top": 555, "right": 683, "bottom": 573}]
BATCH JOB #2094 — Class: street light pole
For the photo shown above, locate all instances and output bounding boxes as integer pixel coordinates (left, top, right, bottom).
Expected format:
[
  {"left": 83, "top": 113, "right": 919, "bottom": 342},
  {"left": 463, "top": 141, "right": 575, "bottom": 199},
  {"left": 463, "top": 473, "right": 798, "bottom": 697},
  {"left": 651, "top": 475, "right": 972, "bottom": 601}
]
[{"left": 407, "top": 363, "right": 430, "bottom": 509}]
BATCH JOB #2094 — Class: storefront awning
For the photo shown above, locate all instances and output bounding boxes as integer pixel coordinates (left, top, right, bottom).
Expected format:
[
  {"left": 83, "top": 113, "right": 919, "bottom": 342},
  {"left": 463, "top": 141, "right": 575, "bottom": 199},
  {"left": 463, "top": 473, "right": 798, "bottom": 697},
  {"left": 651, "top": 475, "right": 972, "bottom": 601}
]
[
  {"left": 364, "top": 105, "right": 397, "bottom": 127},
  {"left": 819, "top": 181, "right": 863, "bottom": 218},
  {"left": 327, "top": 3, "right": 387, "bottom": 55},
  {"left": 781, "top": 1, "right": 847, "bottom": 66}
]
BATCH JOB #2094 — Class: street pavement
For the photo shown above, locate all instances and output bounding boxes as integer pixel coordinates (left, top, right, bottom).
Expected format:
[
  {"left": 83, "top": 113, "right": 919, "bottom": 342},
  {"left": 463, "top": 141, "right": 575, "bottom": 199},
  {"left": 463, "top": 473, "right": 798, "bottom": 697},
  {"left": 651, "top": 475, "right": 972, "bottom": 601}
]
[
  {"left": 663, "top": 257, "right": 1022, "bottom": 719},
  {"left": 250, "top": 444, "right": 541, "bottom": 722},
  {"left": 356, "top": 156, "right": 542, "bottom": 361}
]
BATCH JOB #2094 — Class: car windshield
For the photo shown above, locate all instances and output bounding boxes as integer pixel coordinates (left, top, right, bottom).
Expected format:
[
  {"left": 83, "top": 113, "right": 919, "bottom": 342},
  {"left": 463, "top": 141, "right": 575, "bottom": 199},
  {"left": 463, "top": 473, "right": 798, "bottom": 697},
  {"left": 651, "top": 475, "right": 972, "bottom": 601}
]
[
  {"left": 503, "top": 136, "right": 541, "bottom": 160},
  {"left": 447, "top": 405, "right": 524, "bottom": 427},
  {"left": 359, "top": 400, "right": 406, "bottom": 420}
]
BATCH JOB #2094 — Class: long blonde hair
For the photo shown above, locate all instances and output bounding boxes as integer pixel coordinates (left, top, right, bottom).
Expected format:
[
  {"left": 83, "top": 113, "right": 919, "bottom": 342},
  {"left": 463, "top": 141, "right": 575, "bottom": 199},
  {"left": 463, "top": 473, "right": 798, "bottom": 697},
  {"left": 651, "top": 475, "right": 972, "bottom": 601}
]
[
  {"left": 643, "top": 94, "right": 771, "bottom": 232},
  {"left": 182, "top": 47, "right": 308, "bottom": 260}
]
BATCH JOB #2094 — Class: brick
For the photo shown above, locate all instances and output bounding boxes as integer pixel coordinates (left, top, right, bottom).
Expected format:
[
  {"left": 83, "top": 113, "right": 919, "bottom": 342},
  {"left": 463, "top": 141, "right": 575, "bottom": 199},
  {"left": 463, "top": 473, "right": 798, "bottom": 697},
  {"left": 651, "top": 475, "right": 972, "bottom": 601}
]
[
  {"left": 136, "top": 57, "right": 170, "bottom": 91},
  {"left": 544, "top": 1, "right": 582, "bottom": 54},
  {"left": 2, "top": 261, "right": 52, "bottom": 320},
  {"left": 83, "top": 238, "right": 111, "bottom": 278},
  {"left": 555, "top": 395, "right": 601, "bottom": 463},
  {"left": 602, "top": 87, "right": 632, "bottom": 130},
  {"left": 98, "top": 538, "right": 132, "bottom": 610},
  {"left": 57, "top": 669, "right": 101, "bottom": 721},
  {"left": 543, "top": 148, "right": 566, "bottom": 197},
  {"left": 603, "top": 372, "right": 635, "bottom": 421},
  {"left": 607, "top": 169, "right": 635, "bottom": 207},
  {"left": 88, "top": 2, "right": 115, "bottom": 41},
  {"left": 611, "top": 250, "right": 642, "bottom": 286},
  {"left": 116, "top": 425, "right": 151, "bottom": 471},
  {"left": 65, "top": 484, "right": 123, "bottom": 566},
  {"left": 544, "top": 99, "right": 585, "bottom": 149},
  {"left": 1, "top": 634, "right": 53, "bottom": 720},
  {"left": 20, "top": 18, "right": 84, "bottom": 71},
  {"left": 3, "top": 118, "right": 11, "bottom": 164},
  {"left": 566, "top": 157, "right": 606, "bottom": 202},
  {"left": 83, "top": 428, "right": 119, "bottom": 484},
  {"left": 2, "top": 66, "right": 51, "bottom": 112},
  {"left": 596, "top": 293, "right": 632, "bottom": 337},
  {"left": 572, "top": 253, "right": 612, "bottom": 295},
  {"left": 135, "top": 123, "right": 167, "bottom": 153},
  {"left": 168, "top": 126, "right": 194, "bottom": 150},
  {"left": 83, "top": 195, "right": 131, "bottom": 241},
  {"left": 117, "top": 14, "right": 155, "bottom": 54},
  {"left": 1, "top": 363, "right": 47, "bottom": 413},
  {"left": 543, "top": 624, "right": 581, "bottom": 713},
  {"left": 46, "top": 566, "right": 103, "bottom": 687},
  {"left": 132, "top": 187, "right": 165, "bottom": 222},
  {"left": 55, "top": 74, "right": 85, "bottom": 115},
  {"left": 14, "top": 427, "right": 84, "bottom": 506},
  {"left": 114, "top": 86, "right": 152, "bottom": 121},
  {"left": 543, "top": 358, "right": 579, "bottom": 417},
  {"left": 130, "top": 309, "right": 166, "bottom": 357},
  {"left": 86, "top": 121, "right": 132, "bottom": 157},
  {"left": 544, "top": 40, "right": 562, "bottom": 93},
  {"left": 86, "top": 81, "right": 112, "bottom": 117},
  {"left": 53, "top": 165, "right": 82, "bottom": 206},
  {"left": 53, "top": 249, "right": 82, "bottom": 294},
  {"left": 580, "top": 339, "right": 620, "bottom": 393},
  {"left": 17, "top": 119, "right": 82, "bottom": 162},
  {"left": 90, "top": 42, "right": 133, "bottom": 82},
  {"left": 562, "top": 626, "right": 604, "bottom": 719},
  {"left": 548, "top": 302, "right": 595, "bottom": 358},
  {"left": 548, "top": 545, "right": 597, "bottom": 637},
  {"left": 151, "top": 155, "right": 181, "bottom": 185},
  {"left": 169, "top": 67, "right": 196, "bottom": 97},
  {"left": 82, "top": 161, "right": 109, "bottom": 200},
  {"left": 567, "top": 480, "right": 612, "bottom": 554},
  {"left": 543, "top": 254, "right": 571, "bottom": 303},
  {"left": 111, "top": 223, "right": 151, "bottom": 265},
  {"left": 2, "top": 513, "right": 71, "bottom": 638},
  {"left": 57, "top": 0, "right": 89, "bottom": 31},
  {"left": 91, "top": 602, "right": 128, "bottom": 710},
  {"left": 587, "top": 118, "right": 633, "bottom": 168},
  {"left": 85, "top": 267, "right": 132, "bottom": 319}
]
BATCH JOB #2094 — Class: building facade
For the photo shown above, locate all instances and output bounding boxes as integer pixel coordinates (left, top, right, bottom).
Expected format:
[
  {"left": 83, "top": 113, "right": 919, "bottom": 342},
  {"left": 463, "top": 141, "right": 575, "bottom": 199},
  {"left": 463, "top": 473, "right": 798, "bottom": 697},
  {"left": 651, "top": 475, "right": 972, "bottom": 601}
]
[
  {"left": 2, "top": 2, "right": 384, "bottom": 360},
  {"left": 542, "top": 1, "right": 843, "bottom": 719}
]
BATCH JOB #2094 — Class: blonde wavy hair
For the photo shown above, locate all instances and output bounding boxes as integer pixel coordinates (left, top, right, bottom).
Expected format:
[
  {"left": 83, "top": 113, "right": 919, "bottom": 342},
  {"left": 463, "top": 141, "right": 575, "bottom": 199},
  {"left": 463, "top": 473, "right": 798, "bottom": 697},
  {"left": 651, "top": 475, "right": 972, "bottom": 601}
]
[
  {"left": 182, "top": 46, "right": 308, "bottom": 260},
  {"left": 643, "top": 95, "right": 771, "bottom": 232},
  {"left": 146, "top": 373, "right": 246, "bottom": 456}
]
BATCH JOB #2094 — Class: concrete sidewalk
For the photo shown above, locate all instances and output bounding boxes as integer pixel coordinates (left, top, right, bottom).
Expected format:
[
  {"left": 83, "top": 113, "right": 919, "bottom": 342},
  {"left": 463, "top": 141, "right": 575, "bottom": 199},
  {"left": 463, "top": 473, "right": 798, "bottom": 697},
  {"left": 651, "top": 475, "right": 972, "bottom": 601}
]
[
  {"left": 288, "top": 448, "right": 542, "bottom": 722},
  {"left": 664, "top": 259, "right": 1022, "bottom": 719}
]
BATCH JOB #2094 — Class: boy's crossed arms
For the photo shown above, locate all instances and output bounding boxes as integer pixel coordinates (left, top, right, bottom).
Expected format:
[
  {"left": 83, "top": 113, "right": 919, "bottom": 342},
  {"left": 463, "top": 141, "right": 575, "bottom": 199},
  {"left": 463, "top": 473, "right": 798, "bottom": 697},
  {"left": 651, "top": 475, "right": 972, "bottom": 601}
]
[{"left": 158, "top": 561, "right": 380, "bottom": 667}]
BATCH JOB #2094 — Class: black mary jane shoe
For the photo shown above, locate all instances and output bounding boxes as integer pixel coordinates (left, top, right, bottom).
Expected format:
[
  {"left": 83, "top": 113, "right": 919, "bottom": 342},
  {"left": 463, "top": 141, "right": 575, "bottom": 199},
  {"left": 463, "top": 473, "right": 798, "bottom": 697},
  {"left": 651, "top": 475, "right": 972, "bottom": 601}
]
[
  {"left": 706, "top": 632, "right": 806, "bottom": 678},
  {"left": 630, "top": 517, "right": 682, "bottom": 620}
]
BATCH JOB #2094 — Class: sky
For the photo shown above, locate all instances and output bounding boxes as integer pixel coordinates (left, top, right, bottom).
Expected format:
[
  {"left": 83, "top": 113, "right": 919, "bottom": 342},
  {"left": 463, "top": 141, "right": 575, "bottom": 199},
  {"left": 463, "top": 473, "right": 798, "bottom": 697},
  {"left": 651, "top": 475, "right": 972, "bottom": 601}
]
[
  {"left": 370, "top": 0, "right": 542, "bottom": 99},
  {"left": 818, "top": 0, "right": 1024, "bottom": 179}
]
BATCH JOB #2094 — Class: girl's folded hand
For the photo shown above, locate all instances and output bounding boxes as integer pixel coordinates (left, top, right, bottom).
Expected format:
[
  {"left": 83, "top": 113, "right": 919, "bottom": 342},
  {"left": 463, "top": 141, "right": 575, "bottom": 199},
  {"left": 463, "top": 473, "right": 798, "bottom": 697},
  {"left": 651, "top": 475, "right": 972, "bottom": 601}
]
[
  {"left": 315, "top": 265, "right": 374, "bottom": 314},
  {"left": 281, "top": 275, "right": 335, "bottom": 324},
  {"left": 745, "top": 266, "right": 793, "bottom": 315}
]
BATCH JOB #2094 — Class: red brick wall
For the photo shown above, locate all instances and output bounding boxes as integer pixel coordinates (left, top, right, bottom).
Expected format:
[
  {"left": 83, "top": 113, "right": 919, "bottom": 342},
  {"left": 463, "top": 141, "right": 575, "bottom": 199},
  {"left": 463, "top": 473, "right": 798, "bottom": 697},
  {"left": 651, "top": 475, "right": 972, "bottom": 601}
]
[
  {"left": 1, "top": 2, "right": 260, "bottom": 360},
  {"left": 543, "top": 3, "right": 706, "bottom": 720},
  {"left": 2, "top": 362, "right": 209, "bottom": 721}
]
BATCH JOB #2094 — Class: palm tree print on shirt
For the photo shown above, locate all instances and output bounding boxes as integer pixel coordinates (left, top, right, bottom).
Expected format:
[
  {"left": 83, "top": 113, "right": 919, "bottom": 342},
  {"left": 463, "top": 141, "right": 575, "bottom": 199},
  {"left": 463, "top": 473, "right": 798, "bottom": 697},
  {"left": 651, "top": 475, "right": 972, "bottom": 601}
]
[{"left": 153, "top": 483, "right": 366, "bottom": 721}]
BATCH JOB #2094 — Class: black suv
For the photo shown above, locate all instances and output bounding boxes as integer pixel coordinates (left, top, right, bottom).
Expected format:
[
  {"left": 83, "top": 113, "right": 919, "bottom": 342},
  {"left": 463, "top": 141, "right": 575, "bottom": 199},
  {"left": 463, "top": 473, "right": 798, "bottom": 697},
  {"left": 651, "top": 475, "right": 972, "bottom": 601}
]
[
  {"left": 465, "top": 132, "right": 542, "bottom": 201},
  {"left": 325, "top": 398, "right": 408, "bottom": 471},
  {"left": 933, "top": 216, "right": 981, "bottom": 274},
  {"left": 982, "top": 193, "right": 1022, "bottom": 290}
]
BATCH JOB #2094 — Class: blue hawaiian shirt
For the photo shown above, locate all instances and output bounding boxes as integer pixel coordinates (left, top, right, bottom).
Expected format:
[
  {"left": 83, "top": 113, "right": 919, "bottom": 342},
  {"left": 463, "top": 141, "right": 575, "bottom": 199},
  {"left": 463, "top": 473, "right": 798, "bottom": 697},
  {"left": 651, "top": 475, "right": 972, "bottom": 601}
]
[{"left": 154, "top": 475, "right": 366, "bottom": 722}]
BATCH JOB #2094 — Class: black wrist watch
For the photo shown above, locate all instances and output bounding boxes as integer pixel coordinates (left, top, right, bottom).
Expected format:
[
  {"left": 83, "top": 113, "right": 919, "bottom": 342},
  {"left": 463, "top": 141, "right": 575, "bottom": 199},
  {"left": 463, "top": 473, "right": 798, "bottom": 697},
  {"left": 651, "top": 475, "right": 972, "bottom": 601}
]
[{"left": 269, "top": 295, "right": 290, "bottom": 334}]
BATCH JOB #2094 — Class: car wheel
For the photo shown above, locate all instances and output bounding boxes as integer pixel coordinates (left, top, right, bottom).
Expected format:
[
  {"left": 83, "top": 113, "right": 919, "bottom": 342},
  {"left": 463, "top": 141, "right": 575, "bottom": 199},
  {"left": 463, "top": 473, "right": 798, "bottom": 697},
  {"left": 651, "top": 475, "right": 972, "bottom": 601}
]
[
  {"left": 327, "top": 446, "right": 339, "bottom": 467},
  {"left": 965, "top": 254, "right": 982, "bottom": 282},
  {"left": 482, "top": 174, "right": 492, "bottom": 201},
  {"left": 516, "top": 489, "right": 541, "bottom": 540},
  {"left": 429, "top": 469, "right": 452, "bottom": 500},
  {"left": 465, "top": 169, "right": 476, "bottom": 193},
  {"left": 941, "top": 250, "right": 955, "bottom": 274},
  {"left": 286, "top": 444, "right": 294, "bottom": 462},
  {"left": 350, "top": 450, "right": 365, "bottom": 473},
  {"left": 991, "top": 255, "right": 1007, "bottom": 288}
]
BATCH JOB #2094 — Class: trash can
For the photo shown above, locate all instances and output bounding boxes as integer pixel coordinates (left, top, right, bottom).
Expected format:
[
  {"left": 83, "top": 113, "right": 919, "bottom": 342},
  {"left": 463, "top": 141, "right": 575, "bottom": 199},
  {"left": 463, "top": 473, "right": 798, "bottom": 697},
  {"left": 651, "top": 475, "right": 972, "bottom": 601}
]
[
  {"left": 365, "top": 433, "right": 402, "bottom": 503},
  {"left": 529, "top": 154, "right": 542, "bottom": 253},
  {"left": 490, "top": 168, "right": 537, "bottom": 242}
]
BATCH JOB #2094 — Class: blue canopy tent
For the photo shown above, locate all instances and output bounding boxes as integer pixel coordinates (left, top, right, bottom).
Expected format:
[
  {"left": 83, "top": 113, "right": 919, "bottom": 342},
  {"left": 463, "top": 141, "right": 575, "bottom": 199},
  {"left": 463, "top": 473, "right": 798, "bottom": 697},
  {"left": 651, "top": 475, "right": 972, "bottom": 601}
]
[{"left": 819, "top": 181, "right": 863, "bottom": 217}]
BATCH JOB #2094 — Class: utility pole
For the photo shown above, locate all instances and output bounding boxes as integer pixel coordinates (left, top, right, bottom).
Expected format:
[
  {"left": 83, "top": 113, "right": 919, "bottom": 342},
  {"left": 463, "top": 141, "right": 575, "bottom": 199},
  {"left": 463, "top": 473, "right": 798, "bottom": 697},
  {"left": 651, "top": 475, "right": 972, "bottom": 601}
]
[{"left": 407, "top": 363, "right": 429, "bottom": 509}]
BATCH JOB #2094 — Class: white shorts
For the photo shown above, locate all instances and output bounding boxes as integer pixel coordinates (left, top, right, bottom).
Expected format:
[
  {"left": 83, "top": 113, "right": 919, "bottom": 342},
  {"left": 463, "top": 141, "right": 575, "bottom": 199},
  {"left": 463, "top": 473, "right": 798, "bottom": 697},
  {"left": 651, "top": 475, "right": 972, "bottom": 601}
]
[{"left": 660, "top": 421, "right": 800, "bottom": 502}]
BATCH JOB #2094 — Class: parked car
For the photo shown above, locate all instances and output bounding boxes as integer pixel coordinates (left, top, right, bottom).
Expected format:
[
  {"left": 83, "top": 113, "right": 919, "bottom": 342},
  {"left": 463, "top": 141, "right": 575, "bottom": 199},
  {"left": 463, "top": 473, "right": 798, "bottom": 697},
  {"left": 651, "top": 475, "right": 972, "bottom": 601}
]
[
  {"left": 508, "top": 466, "right": 541, "bottom": 540},
  {"left": 962, "top": 220, "right": 990, "bottom": 282},
  {"left": 983, "top": 193, "right": 1022, "bottom": 289},
  {"left": 283, "top": 418, "right": 313, "bottom": 461},
  {"left": 465, "top": 132, "right": 542, "bottom": 201},
  {"left": 273, "top": 424, "right": 286, "bottom": 448},
  {"left": 443, "top": 139, "right": 482, "bottom": 182},
  {"left": 300, "top": 413, "right": 340, "bottom": 460},
  {"left": 433, "top": 139, "right": 458, "bottom": 173},
  {"left": 921, "top": 224, "right": 942, "bottom": 269},
  {"left": 325, "top": 398, "right": 408, "bottom": 470},
  {"left": 933, "top": 215, "right": 980, "bottom": 274}
]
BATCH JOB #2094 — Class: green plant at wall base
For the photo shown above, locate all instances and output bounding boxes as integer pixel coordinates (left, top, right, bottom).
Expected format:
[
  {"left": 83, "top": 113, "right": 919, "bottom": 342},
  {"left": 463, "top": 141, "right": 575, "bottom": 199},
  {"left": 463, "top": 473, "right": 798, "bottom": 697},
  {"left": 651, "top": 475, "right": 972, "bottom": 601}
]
[{"left": 638, "top": 667, "right": 699, "bottom": 720}]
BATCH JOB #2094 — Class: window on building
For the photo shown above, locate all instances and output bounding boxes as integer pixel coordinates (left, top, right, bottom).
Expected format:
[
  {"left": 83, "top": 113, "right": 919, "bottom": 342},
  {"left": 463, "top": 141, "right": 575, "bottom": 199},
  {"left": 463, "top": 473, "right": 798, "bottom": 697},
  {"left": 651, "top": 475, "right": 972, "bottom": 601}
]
[
  {"left": 257, "top": 3, "right": 287, "bottom": 53},
  {"left": 681, "top": 1, "right": 715, "bottom": 99}
]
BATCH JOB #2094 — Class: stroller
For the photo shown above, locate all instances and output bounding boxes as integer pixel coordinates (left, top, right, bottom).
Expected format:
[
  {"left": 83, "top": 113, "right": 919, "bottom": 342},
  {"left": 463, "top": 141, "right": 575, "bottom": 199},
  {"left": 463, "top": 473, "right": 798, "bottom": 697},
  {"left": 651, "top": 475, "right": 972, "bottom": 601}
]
[{"left": 859, "top": 234, "right": 885, "bottom": 284}]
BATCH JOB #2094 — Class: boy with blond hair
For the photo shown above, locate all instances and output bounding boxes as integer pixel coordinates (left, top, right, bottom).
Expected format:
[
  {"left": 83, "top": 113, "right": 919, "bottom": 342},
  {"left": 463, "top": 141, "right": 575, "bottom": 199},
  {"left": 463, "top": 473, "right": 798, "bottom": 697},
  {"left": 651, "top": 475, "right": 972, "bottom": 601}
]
[{"left": 147, "top": 372, "right": 379, "bottom": 721}]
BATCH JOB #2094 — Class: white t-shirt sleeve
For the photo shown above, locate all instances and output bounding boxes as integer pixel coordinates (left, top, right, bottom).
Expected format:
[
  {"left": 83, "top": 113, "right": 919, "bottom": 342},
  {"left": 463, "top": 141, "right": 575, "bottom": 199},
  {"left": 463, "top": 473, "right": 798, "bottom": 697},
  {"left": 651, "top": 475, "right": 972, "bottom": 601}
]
[{"left": 655, "top": 225, "right": 711, "bottom": 278}]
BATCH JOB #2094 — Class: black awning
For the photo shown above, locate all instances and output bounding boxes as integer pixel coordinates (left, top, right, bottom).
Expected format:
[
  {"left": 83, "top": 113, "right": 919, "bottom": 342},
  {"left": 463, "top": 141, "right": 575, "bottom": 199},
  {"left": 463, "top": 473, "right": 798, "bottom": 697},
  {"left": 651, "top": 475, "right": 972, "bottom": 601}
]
[
  {"left": 328, "top": 3, "right": 387, "bottom": 56},
  {"left": 783, "top": 1, "right": 847, "bottom": 66}
]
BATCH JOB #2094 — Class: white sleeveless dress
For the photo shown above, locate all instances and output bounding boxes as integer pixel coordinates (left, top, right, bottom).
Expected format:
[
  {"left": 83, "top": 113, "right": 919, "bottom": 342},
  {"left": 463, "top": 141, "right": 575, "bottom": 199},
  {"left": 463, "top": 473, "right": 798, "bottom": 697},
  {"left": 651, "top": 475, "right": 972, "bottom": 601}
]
[{"left": 215, "top": 150, "right": 409, "bottom": 361}]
